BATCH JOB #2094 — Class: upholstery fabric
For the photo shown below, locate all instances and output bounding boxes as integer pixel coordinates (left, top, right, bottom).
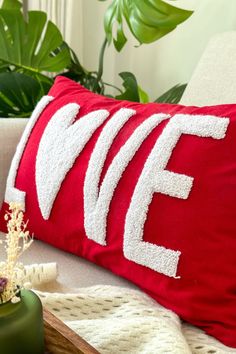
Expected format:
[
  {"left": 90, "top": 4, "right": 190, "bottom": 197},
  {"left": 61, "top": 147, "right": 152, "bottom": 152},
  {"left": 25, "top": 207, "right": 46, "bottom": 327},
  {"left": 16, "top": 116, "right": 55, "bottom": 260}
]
[
  {"left": 0, "top": 118, "right": 27, "bottom": 208},
  {"left": 180, "top": 31, "right": 236, "bottom": 106}
]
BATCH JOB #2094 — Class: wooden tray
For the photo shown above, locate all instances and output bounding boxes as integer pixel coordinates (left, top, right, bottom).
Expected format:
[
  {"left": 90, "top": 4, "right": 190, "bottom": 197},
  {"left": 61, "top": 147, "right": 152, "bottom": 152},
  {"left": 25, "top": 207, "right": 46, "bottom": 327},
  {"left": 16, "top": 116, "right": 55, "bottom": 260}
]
[{"left": 43, "top": 308, "right": 100, "bottom": 354}]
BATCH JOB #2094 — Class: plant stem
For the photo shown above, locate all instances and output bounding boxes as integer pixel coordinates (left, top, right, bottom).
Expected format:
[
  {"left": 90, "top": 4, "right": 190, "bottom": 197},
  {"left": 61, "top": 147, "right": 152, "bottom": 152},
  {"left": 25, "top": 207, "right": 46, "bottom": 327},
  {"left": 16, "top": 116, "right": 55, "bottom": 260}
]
[
  {"left": 103, "top": 81, "right": 123, "bottom": 94},
  {"left": 97, "top": 37, "right": 108, "bottom": 82}
]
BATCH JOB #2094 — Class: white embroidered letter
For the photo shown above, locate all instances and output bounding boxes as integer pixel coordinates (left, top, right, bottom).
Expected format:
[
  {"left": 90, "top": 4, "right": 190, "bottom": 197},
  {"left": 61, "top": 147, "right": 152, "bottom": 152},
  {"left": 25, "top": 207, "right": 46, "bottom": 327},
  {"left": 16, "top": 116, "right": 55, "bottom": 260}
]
[
  {"left": 124, "top": 114, "right": 229, "bottom": 278},
  {"left": 36, "top": 103, "right": 109, "bottom": 220},
  {"left": 84, "top": 112, "right": 169, "bottom": 245},
  {"left": 5, "top": 95, "right": 54, "bottom": 209}
]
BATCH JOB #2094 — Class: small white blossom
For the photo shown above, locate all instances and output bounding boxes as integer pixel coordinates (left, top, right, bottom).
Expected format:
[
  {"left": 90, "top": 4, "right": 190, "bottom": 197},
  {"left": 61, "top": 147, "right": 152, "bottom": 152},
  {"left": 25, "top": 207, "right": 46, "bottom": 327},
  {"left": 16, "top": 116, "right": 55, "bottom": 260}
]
[{"left": 11, "top": 296, "right": 21, "bottom": 304}]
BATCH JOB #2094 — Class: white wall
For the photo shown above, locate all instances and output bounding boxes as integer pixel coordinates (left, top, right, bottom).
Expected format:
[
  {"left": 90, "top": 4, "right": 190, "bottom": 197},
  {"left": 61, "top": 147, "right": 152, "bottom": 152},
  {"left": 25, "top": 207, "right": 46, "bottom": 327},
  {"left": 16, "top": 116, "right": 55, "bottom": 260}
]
[{"left": 25, "top": 0, "right": 236, "bottom": 99}]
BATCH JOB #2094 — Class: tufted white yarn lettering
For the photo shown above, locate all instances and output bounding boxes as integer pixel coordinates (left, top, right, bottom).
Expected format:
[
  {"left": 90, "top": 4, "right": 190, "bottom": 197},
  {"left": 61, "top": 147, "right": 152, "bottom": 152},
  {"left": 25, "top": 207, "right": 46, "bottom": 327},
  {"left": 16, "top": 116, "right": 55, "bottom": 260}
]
[
  {"left": 36, "top": 103, "right": 109, "bottom": 220},
  {"left": 5, "top": 95, "right": 54, "bottom": 209},
  {"left": 124, "top": 114, "right": 229, "bottom": 278},
  {"left": 84, "top": 113, "right": 170, "bottom": 245}
]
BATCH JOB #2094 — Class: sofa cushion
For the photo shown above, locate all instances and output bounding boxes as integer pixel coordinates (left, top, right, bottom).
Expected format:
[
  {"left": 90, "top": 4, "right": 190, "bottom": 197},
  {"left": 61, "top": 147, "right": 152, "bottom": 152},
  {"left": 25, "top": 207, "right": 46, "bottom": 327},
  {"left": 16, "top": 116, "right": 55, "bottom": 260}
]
[
  {"left": 1, "top": 76, "right": 236, "bottom": 347},
  {"left": 0, "top": 233, "right": 135, "bottom": 292}
]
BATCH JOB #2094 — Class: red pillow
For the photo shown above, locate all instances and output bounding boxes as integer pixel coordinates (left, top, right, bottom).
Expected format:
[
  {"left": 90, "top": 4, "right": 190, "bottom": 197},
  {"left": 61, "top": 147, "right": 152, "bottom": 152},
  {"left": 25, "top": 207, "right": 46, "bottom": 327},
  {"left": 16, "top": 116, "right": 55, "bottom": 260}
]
[{"left": 1, "top": 76, "right": 236, "bottom": 347}]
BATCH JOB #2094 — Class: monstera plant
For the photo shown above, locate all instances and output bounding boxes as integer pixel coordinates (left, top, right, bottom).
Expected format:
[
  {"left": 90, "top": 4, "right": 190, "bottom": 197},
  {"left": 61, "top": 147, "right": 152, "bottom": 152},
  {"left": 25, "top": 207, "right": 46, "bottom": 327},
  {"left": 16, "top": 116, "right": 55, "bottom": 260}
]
[
  {"left": 73, "top": 0, "right": 192, "bottom": 102},
  {"left": 0, "top": 0, "right": 70, "bottom": 117},
  {"left": 102, "top": 0, "right": 192, "bottom": 50},
  {"left": 0, "top": 0, "right": 193, "bottom": 117}
]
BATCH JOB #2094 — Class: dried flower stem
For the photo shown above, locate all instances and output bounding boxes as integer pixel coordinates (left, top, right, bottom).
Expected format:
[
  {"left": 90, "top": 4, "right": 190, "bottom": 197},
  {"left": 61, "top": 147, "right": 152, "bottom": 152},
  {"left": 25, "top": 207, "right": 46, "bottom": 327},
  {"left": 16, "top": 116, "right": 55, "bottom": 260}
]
[{"left": 0, "top": 202, "right": 33, "bottom": 304}]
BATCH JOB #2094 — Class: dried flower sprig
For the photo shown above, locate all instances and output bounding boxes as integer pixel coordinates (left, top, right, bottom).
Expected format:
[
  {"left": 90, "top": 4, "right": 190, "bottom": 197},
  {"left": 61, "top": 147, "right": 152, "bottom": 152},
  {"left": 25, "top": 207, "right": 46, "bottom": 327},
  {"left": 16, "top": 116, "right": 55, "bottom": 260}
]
[{"left": 0, "top": 202, "right": 33, "bottom": 304}]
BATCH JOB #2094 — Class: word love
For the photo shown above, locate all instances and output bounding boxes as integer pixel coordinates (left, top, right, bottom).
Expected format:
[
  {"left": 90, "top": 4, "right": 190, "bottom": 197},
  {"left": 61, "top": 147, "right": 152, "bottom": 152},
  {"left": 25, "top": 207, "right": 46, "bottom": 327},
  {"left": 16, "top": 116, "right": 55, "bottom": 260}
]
[{"left": 5, "top": 96, "right": 229, "bottom": 278}]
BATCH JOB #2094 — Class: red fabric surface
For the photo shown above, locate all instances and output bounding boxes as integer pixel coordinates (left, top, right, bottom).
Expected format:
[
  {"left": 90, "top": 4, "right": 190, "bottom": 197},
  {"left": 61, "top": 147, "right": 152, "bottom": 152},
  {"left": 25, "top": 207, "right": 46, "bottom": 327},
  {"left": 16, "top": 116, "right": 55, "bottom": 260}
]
[{"left": 1, "top": 76, "right": 236, "bottom": 347}]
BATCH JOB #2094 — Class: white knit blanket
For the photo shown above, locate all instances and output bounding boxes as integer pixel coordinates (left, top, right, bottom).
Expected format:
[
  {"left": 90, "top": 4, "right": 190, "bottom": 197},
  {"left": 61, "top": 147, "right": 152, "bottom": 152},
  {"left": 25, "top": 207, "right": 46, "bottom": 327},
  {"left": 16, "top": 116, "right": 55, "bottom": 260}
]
[{"left": 25, "top": 264, "right": 236, "bottom": 354}]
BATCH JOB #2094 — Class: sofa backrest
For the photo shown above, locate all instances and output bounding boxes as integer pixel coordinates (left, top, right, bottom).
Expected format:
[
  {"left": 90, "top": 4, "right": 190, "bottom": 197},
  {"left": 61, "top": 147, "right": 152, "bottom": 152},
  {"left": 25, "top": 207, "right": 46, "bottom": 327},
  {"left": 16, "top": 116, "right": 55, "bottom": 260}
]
[{"left": 180, "top": 31, "right": 236, "bottom": 106}]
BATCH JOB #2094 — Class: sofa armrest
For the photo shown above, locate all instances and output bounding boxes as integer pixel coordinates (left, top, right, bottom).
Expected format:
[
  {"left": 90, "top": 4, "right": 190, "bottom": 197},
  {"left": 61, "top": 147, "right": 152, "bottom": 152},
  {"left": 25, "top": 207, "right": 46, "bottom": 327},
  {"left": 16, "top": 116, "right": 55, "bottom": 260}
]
[{"left": 0, "top": 118, "right": 28, "bottom": 208}]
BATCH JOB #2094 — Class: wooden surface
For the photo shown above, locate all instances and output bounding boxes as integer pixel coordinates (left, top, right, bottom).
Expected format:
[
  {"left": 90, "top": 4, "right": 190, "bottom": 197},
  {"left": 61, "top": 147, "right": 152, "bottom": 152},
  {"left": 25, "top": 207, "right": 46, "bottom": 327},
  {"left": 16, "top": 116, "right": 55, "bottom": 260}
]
[{"left": 43, "top": 308, "right": 100, "bottom": 354}]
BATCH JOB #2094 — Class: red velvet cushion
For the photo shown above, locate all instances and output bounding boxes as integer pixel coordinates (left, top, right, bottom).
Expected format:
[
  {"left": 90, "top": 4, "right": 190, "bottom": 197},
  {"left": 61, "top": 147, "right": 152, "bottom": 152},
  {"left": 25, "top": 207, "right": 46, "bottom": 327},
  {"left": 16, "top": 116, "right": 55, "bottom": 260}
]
[{"left": 1, "top": 76, "right": 236, "bottom": 347}]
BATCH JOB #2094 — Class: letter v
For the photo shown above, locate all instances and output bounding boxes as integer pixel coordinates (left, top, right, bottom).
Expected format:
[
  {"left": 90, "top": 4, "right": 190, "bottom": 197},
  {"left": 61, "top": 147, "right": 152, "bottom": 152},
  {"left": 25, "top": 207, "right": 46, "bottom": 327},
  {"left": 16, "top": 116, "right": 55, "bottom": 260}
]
[
  {"left": 36, "top": 103, "right": 109, "bottom": 220},
  {"left": 84, "top": 112, "right": 169, "bottom": 245}
]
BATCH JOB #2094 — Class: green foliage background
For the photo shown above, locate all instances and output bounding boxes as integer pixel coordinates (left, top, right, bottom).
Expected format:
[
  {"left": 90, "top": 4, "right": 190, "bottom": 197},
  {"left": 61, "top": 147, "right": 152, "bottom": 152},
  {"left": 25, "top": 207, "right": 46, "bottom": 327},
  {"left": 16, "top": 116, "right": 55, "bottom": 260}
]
[{"left": 0, "top": 0, "right": 192, "bottom": 117}]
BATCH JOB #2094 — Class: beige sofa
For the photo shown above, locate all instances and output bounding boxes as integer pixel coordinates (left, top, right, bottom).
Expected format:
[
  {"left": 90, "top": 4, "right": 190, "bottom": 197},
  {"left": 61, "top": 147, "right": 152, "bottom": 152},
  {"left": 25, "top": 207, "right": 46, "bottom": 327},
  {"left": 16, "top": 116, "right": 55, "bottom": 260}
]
[{"left": 1, "top": 31, "right": 236, "bottom": 292}]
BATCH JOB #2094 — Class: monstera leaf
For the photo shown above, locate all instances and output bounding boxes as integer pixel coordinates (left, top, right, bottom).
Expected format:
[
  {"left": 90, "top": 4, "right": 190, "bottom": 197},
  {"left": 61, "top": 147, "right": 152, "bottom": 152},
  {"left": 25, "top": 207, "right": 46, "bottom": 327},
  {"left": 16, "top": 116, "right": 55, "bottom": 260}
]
[
  {"left": 116, "top": 72, "right": 149, "bottom": 102},
  {"left": 0, "top": 8, "right": 71, "bottom": 73},
  {"left": 99, "top": 0, "right": 193, "bottom": 51},
  {"left": 155, "top": 83, "right": 187, "bottom": 104},
  {"left": 0, "top": 2, "right": 71, "bottom": 117},
  {"left": 0, "top": 72, "right": 51, "bottom": 117},
  {"left": 1, "top": 0, "right": 22, "bottom": 10}
]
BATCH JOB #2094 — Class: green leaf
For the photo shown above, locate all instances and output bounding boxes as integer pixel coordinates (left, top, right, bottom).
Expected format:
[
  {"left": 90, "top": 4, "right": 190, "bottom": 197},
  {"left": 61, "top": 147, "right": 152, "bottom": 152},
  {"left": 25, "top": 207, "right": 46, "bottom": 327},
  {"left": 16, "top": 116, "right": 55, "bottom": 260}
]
[
  {"left": 102, "top": 0, "right": 193, "bottom": 51},
  {"left": 0, "top": 61, "right": 9, "bottom": 72},
  {"left": 138, "top": 85, "right": 149, "bottom": 103},
  {"left": 113, "top": 15, "right": 127, "bottom": 51},
  {"left": 116, "top": 71, "right": 144, "bottom": 102},
  {"left": 2, "top": 0, "right": 22, "bottom": 10},
  {"left": 155, "top": 84, "right": 187, "bottom": 104},
  {"left": 0, "top": 72, "right": 51, "bottom": 117},
  {"left": 0, "top": 9, "right": 71, "bottom": 73}
]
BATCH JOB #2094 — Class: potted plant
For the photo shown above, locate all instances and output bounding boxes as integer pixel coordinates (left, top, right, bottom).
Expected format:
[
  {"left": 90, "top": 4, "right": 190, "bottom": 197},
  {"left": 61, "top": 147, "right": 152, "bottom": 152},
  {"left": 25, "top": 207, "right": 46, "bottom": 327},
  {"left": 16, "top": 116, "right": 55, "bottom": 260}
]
[{"left": 0, "top": 0, "right": 193, "bottom": 118}]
